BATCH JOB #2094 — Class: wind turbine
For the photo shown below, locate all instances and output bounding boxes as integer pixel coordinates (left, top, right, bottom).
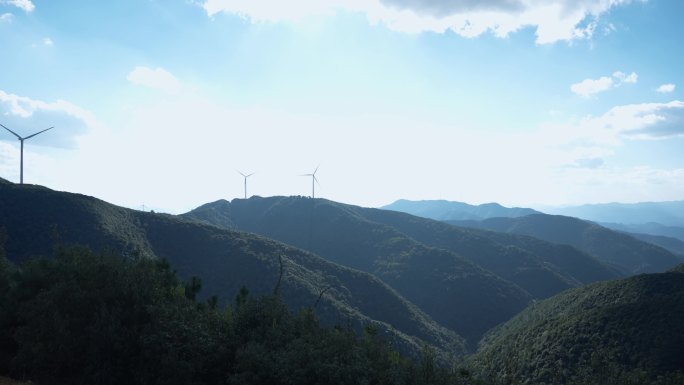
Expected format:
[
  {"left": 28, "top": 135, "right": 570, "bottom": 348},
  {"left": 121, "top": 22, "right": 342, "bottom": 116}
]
[
  {"left": 1, "top": 124, "right": 53, "bottom": 184},
  {"left": 237, "top": 171, "right": 254, "bottom": 199},
  {"left": 300, "top": 165, "right": 320, "bottom": 198}
]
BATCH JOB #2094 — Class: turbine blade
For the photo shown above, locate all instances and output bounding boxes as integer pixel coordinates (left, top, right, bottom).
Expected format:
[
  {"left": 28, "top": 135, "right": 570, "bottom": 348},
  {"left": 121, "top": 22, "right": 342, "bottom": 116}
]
[
  {"left": 0, "top": 124, "right": 22, "bottom": 140},
  {"left": 23, "top": 126, "right": 54, "bottom": 140},
  {"left": 313, "top": 165, "right": 319, "bottom": 175},
  {"left": 246, "top": 173, "right": 255, "bottom": 177},
  {"left": 237, "top": 170, "right": 246, "bottom": 177},
  {"left": 299, "top": 174, "right": 312, "bottom": 177},
  {"left": 314, "top": 176, "right": 320, "bottom": 185}
]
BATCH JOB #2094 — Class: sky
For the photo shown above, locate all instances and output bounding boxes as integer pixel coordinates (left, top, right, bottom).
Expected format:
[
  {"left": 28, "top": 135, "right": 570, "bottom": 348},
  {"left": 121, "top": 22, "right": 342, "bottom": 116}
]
[{"left": 1, "top": 0, "right": 683, "bottom": 213}]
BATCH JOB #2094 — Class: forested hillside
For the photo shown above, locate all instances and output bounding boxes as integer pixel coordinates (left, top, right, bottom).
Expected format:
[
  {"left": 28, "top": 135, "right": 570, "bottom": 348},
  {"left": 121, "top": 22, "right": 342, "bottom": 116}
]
[
  {"left": 0, "top": 181, "right": 463, "bottom": 360},
  {"left": 469, "top": 270, "right": 684, "bottom": 385},
  {"left": 448, "top": 214, "right": 683, "bottom": 274},
  {"left": 185, "top": 196, "right": 534, "bottom": 344},
  {"left": 0, "top": 248, "right": 476, "bottom": 385}
]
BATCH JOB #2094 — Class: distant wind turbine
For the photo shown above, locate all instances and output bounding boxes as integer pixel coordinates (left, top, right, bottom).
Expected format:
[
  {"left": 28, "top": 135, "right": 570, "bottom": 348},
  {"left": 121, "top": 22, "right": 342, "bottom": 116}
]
[
  {"left": 238, "top": 171, "right": 255, "bottom": 199},
  {"left": 1, "top": 124, "right": 53, "bottom": 185},
  {"left": 300, "top": 165, "right": 320, "bottom": 198}
]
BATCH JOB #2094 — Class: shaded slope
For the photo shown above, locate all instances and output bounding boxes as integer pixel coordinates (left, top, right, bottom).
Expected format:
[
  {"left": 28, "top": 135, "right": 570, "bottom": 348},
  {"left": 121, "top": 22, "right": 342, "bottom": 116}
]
[
  {"left": 602, "top": 222, "right": 684, "bottom": 242},
  {"left": 382, "top": 199, "right": 539, "bottom": 221},
  {"left": 448, "top": 214, "right": 682, "bottom": 274},
  {"left": 469, "top": 271, "right": 684, "bottom": 384},
  {"left": 185, "top": 196, "right": 533, "bottom": 344},
  {"left": 0, "top": 182, "right": 465, "bottom": 359},
  {"left": 364, "top": 209, "right": 621, "bottom": 298},
  {"left": 624, "top": 232, "right": 684, "bottom": 257}
]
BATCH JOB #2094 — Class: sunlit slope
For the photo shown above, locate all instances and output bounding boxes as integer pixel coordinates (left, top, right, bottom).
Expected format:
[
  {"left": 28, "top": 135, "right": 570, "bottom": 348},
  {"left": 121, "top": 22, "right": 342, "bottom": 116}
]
[{"left": 469, "top": 270, "right": 684, "bottom": 384}]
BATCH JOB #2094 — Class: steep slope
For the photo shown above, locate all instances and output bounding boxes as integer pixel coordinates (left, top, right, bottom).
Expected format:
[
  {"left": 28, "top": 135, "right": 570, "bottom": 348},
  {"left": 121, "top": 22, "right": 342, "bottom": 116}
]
[
  {"left": 469, "top": 271, "right": 684, "bottom": 384},
  {"left": 448, "top": 214, "right": 682, "bottom": 274},
  {"left": 185, "top": 197, "right": 533, "bottom": 344},
  {"left": 0, "top": 182, "right": 465, "bottom": 360},
  {"left": 363, "top": 209, "right": 621, "bottom": 297},
  {"left": 603, "top": 221, "right": 684, "bottom": 242},
  {"left": 382, "top": 199, "right": 539, "bottom": 221},
  {"left": 545, "top": 200, "right": 684, "bottom": 227},
  {"left": 670, "top": 263, "right": 684, "bottom": 273},
  {"left": 624, "top": 232, "right": 684, "bottom": 257}
]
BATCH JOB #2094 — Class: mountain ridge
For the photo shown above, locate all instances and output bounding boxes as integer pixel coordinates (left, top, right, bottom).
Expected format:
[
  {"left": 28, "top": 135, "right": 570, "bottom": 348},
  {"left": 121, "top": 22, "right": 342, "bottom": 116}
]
[
  {"left": 0, "top": 182, "right": 466, "bottom": 360},
  {"left": 544, "top": 200, "right": 684, "bottom": 227},
  {"left": 185, "top": 196, "right": 535, "bottom": 344},
  {"left": 381, "top": 199, "right": 540, "bottom": 221},
  {"left": 447, "top": 214, "right": 683, "bottom": 274}
]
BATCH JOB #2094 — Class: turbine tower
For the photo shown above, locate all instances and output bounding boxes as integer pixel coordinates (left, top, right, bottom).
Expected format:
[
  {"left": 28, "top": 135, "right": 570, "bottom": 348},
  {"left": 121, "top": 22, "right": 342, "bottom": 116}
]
[
  {"left": 300, "top": 165, "right": 320, "bottom": 198},
  {"left": 1, "top": 124, "right": 53, "bottom": 185},
  {"left": 238, "top": 171, "right": 254, "bottom": 199}
]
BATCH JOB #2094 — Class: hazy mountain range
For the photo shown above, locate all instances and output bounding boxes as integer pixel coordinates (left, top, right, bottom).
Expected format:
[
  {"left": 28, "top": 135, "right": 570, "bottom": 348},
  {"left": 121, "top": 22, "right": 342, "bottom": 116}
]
[
  {"left": 601, "top": 222, "right": 684, "bottom": 242},
  {"left": 386, "top": 199, "right": 684, "bottom": 267},
  {"left": 0, "top": 179, "right": 465, "bottom": 360},
  {"left": 2, "top": 179, "right": 684, "bottom": 382},
  {"left": 447, "top": 215, "right": 683, "bottom": 275},
  {"left": 381, "top": 199, "right": 540, "bottom": 221},
  {"left": 544, "top": 201, "right": 684, "bottom": 227},
  {"left": 184, "top": 197, "right": 534, "bottom": 345}
]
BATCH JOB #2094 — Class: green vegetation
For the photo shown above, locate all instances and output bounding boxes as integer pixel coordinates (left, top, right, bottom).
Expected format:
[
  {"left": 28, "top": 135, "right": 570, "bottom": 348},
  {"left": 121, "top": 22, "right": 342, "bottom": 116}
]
[
  {"left": 669, "top": 263, "right": 684, "bottom": 273},
  {"left": 185, "top": 196, "right": 533, "bottom": 345},
  {"left": 0, "top": 248, "right": 477, "bottom": 385},
  {"left": 0, "top": 182, "right": 464, "bottom": 361},
  {"left": 362, "top": 208, "right": 621, "bottom": 298},
  {"left": 448, "top": 214, "right": 683, "bottom": 274},
  {"left": 4, "top": 181, "right": 684, "bottom": 384},
  {"left": 627, "top": 232, "right": 684, "bottom": 257},
  {"left": 468, "top": 271, "right": 684, "bottom": 385}
]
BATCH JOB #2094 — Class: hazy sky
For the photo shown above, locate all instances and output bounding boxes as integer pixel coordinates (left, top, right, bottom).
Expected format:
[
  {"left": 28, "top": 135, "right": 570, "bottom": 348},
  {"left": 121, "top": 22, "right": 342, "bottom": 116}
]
[{"left": 1, "top": 0, "right": 683, "bottom": 213}]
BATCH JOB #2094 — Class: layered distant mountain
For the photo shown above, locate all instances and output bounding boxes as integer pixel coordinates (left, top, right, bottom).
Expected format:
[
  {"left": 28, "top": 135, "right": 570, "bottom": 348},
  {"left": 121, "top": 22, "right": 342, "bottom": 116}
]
[
  {"left": 185, "top": 197, "right": 631, "bottom": 344},
  {"left": 0, "top": 180, "right": 465, "bottom": 360},
  {"left": 447, "top": 214, "right": 683, "bottom": 274},
  {"left": 623, "top": 232, "right": 684, "bottom": 257},
  {"left": 361, "top": 208, "right": 621, "bottom": 298},
  {"left": 381, "top": 199, "right": 540, "bottom": 221},
  {"left": 469, "top": 269, "right": 684, "bottom": 384},
  {"left": 601, "top": 221, "right": 684, "bottom": 242},
  {"left": 185, "top": 197, "right": 533, "bottom": 345},
  {"left": 544, "top": 201, "right": 684, "bottom": 227}
]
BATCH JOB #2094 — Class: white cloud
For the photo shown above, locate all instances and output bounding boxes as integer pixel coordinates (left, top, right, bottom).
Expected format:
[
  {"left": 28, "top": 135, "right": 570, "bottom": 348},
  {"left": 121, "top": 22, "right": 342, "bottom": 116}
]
[
  {"left": 127, "top": 66, "right": 181, "bottom": 94},
  {"left": 43, "top": 37, "right": 53, "bottom": 46},
  {"left": 570, "top": 76, "right": 614, "bottom": 97},
  {"left": 0, "top": 12, "right": 13, "bottom": 22},
  {"left": 604, "top": 101, "right": 684, "bottom": 140},
  {"left": 570, "top": 70, "right": 638, "bottom": 97},
  {"left": 0, "top": 89, "right": 103, "bottom": 148},
  {"left": 541, "top": 100, "right": 684, "bottom": 152},
  {"left": 547, "top": 165, "right": 684, "bottom": 206},
  {"left": 613, "top": 70, "right": 638, "bottom": 84},
  {"left": 656, "top": 84, "right": 676, "bottom": 93},
  {"left": 0, "top": 0, "right": 34, "bottom": 13},
  {"left": 201, "top": 0, "right": 637, "bottom": 44}
]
